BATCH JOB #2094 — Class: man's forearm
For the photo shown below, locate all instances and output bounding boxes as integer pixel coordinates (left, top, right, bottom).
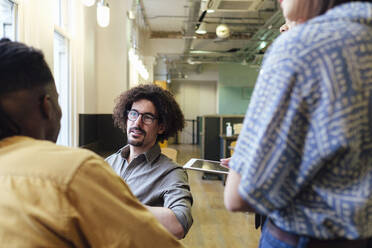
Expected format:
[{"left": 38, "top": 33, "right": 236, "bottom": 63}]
[
  {"left": 145, "top": 206, "right": 185, "bottom": 239},
  {"left": 224, "top": 169, "right": 256, "bottom": 212}
]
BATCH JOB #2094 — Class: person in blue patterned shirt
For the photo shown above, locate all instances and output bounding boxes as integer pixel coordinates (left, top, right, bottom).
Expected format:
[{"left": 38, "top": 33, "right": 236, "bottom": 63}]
[{"left": 224, "top": 1, "right": 372, "bottom": 247}]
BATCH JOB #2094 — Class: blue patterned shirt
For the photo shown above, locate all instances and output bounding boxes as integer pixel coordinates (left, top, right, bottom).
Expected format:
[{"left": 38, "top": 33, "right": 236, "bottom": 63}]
[{"left": 230, "top": 2, "right": 372, "bottom": 239}]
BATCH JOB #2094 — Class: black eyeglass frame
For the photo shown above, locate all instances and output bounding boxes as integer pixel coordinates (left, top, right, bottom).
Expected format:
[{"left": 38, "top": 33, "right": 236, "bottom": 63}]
[{"left": 126, "top": 109, "right": 159, "bottom": 125}]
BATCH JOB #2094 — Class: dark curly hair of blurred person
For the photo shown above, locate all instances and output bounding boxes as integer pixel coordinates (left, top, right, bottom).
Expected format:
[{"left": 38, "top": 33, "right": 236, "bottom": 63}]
[
  {"left": 113, "top": 84, "right": 185, "bottom": 142},
  {"left": 0, "top": 38, "right": 54, "bottom": 139}
]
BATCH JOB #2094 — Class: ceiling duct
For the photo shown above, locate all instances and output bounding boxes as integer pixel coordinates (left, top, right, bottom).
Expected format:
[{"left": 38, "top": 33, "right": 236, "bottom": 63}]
[
  {"left": 151, "top": 0, "right": 282, "bottom": 72},
  {"left": 183, "top": 0, "right": 202, "bottom": 54},
  {"left": 218, "top": 1, "right": 253, "bottom": 10},
  {"left": 205, "top": 0, "right": 265, "bottom": 11}
]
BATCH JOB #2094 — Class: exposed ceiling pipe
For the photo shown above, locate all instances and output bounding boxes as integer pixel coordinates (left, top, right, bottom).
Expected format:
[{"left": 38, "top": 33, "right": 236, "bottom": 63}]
[
  {"left": 137, "top": 0, "right": 150, "bottom": 30},
  {"left": 183, "top": 0, "right": 202, "bottom": 55},
  {"left": 157, "top": 0, "right": 283, "bottom": 69}
]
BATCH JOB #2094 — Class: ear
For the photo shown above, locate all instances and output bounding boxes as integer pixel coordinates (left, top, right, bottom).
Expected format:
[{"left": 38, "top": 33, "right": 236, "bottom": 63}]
[
  {"left": 39, "top": 94, "right": 53, "bottom": 120},
  {"left": 157, "top": 123, "right": 165, "bottom": 135}
]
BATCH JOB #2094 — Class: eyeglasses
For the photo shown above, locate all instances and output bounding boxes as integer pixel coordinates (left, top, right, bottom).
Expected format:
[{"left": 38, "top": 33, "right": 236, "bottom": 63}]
[{"left": 127, "top": 110, "right": 158, "bottom": 125}]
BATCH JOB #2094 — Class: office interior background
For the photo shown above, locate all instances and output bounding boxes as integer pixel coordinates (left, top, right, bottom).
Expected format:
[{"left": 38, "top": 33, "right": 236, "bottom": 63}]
[{"left": 0, "top": 0, "right": 284, "bottom": 246}]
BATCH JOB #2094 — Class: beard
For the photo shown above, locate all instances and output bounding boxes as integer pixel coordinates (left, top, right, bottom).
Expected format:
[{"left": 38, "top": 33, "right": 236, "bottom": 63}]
[
  {"left": 128, "top": 138, "right": 144, "bottom": 147},
  {"left": 127, "top": 127, "right": 146, "bottom": 147}
]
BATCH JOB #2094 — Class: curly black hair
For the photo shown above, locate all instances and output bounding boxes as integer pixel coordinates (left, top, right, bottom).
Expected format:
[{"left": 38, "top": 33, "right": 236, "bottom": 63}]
[{"left": 113, "top": 84, "right": 185, "bottom": 142}]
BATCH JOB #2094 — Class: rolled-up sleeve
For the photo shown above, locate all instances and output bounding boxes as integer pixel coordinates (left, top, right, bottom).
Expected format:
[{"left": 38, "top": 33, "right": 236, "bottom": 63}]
[{"left": 162, "top": 168, "right": 193, "bottom": 236}]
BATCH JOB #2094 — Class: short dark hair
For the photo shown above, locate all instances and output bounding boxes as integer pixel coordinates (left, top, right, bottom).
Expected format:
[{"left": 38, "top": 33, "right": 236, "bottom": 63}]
[
  {"left": 0, "top": 38, "right": 54, "bottom": 139},
  {"left": 113, "top": 84, "right": 185, "bottom": 142}
]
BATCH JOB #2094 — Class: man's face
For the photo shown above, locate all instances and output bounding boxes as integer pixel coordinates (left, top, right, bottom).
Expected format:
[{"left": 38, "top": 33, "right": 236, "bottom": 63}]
[{"left": 126, "top": 99, "right": 164, "bottom": 151}]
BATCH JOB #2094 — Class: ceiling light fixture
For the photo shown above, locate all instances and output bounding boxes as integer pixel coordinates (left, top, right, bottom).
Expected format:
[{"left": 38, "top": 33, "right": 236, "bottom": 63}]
[
  {"left": 128, "top": 10, "right": 136, "bottom": 20},
  {"left": 97, "top": 0, "right": 110, "bottom": 27},
  {"left": 82, "top": 0, "right": 95, "bottom": 7},
  {"left": 82, "top": 0, "right": 110, "bottom": 28},
  {"left": 187, "top": 58, "right": 202, "bottom": 65},
  {"left": 166, "top": 73, "right": 171, "bottom": 84},
  {"left": 187, "top": 58, "right": 195, "bottom": 65},
  {"left": 259, "top": 41, "right": 267, "bottom": 50},
  {"left": 216, "top": 24, "right": 230, "bottom": 39},
  {"left": 195, "top": 22, "right": 207, "bottom": 35}
]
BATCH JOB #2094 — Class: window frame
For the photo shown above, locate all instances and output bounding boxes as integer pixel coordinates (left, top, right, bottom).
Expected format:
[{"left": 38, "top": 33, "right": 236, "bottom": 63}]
[
  {"left": 0, "top": 0, "right": 18, "bottom": 40},
  {"left": 53, "top": 0, "right": 72, "bottom": 146}
]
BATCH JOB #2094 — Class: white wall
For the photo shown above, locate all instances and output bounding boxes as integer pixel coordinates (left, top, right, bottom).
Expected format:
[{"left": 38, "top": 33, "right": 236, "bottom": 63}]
[
  {"left": 172, "top": 80, "right": 217, "bottom": 144},
  {"left": 81, "top": 5, "right": 97, "bottom": 114},
  {"left": 70, "top": 1, "right": 89, "bottom": 146},
  {"left": 18, "top": 0, "right": 54, "bottom": 68},
  {"left": 95, "top": 0, "right": 130, "bottom": 113}
]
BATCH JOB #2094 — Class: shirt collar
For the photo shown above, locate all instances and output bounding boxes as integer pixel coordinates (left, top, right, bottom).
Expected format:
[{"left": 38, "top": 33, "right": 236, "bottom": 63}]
[
  {"left": 0, "top": 136, "right": 34, "bottom": 148},
  {"left": 120, "top": 145, "right": 130, "bottom": 159},
  {"left": 120, "top": 143, "right": 161, "bottom": 164},
  {"left": 144, "top": 143, "right": 161, "bottom": 163}
]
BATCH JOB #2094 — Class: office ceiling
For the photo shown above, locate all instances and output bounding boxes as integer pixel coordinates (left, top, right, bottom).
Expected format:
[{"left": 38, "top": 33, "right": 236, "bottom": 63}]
[{"left": 137, "top": 0, "right": 284, "bottom": 76}]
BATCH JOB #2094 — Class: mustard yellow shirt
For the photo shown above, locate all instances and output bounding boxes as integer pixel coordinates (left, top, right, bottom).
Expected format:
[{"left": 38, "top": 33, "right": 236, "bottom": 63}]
[{"left": 0, "top": 136, "right": 184, "bottom": 247}]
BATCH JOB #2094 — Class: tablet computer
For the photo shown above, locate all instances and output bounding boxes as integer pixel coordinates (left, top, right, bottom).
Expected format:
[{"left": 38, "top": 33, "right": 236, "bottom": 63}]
[{"left": 183, "top": 158, "right": 229, "bottom": 175}]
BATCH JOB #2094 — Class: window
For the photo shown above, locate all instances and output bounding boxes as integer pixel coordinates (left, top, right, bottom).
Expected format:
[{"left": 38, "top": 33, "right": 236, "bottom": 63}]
[
  {"left": 54, "top": 0, "right": 70, "bottom": 31},
  {"left": 54, "top": 32, "right": 70, "bottom": 146},
  {"left": 54, "top": 0, "right": 71, "bottom": 146},
  {"left": 0, "top": 0, "right": 17, "bottom": 40}
]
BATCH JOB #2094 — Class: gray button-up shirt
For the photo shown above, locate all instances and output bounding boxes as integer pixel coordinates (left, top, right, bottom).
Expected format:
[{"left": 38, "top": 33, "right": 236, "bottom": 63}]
[{"left": 105, "top": 144, "right": 193, "bottom": 235}]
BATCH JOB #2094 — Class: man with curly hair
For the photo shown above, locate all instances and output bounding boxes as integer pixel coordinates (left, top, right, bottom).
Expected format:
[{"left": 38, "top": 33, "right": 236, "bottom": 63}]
[{"left": 105, "top": 84, "right": 193, "bottom": 239}]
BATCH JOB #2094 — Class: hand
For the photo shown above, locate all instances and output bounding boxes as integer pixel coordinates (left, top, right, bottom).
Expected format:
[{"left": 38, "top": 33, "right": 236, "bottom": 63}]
[
  {"left": 220, "top": 157, "right": 231, "bottom": 168},
  {"left": 280, "top": 20, "right": 296, "bottom": 33},
  {"left": 280, "top": 23, "right": 290, "bottom": 33}
]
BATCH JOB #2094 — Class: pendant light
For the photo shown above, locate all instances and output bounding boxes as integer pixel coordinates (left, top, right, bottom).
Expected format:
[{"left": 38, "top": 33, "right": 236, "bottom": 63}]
[
  {"left": 97, "top": 0, "right": 110, "bottom": 28},
  {"left": 82, "top": 0, "right": 95, "bottom": 7},
  {"left": 195, "top": 22, "right": 207, "bottom": 35}
]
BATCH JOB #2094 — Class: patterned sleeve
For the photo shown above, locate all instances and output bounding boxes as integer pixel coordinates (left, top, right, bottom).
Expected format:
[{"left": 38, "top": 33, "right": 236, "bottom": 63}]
[{"left": 229, "top": 33, "right": 314, "bottom": 215}]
